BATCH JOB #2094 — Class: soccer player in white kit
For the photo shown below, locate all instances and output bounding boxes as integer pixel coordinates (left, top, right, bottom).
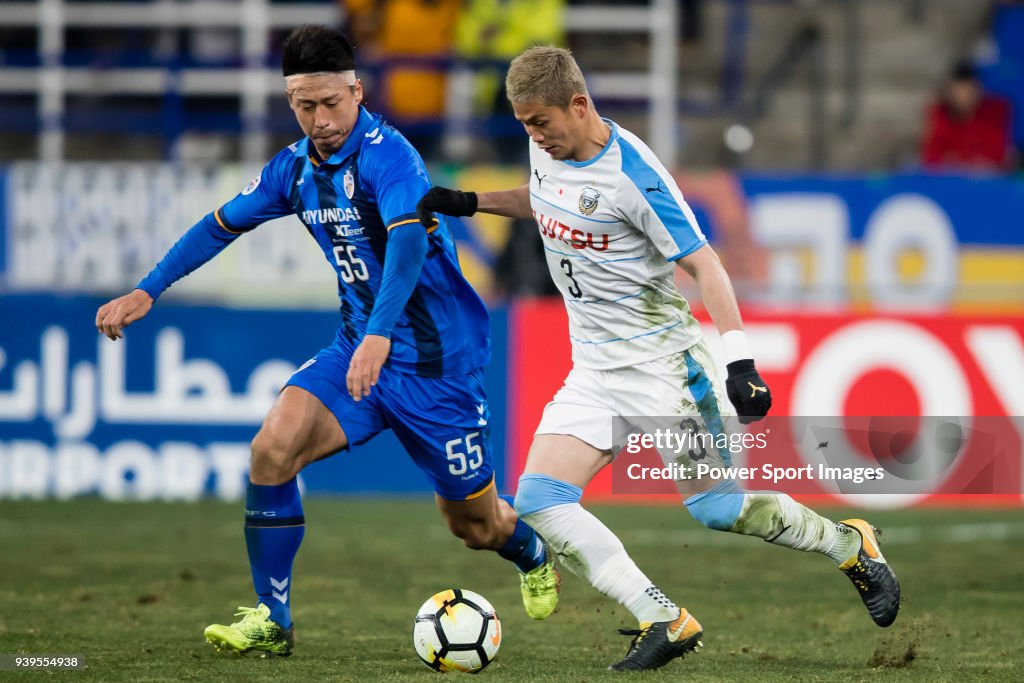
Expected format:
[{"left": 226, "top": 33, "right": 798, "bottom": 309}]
[{"left": 418, "top": 46, "right": 900, "bottom": 671}]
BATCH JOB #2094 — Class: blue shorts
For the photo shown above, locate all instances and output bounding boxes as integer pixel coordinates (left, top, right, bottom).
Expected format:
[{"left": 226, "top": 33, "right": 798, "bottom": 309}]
[{"left": 286, "top": 344, "right": 493, "bottom": 501}]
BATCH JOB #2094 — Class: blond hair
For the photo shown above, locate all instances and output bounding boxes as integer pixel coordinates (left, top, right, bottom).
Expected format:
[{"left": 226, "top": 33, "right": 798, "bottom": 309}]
[{"left": 506, "top": 46, "right": 589, "bottom": 108}]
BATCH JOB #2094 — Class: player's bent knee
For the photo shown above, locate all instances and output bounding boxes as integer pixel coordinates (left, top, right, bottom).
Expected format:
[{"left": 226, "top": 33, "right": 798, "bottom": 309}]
[
  {"left": 513, "top": 474, "right": 583, "bottom": 518},
  {"left": 684, "top": 480, "right": 746, "bottom": 531},
  {"left": 250, "top": 431, "right": 302, "bottom": 484}
]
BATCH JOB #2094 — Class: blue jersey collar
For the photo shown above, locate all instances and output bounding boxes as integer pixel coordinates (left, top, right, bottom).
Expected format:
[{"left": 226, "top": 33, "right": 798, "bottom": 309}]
[
  {"left": 293, "top": 107, "right": 379, "bottom": 165},
  {"left": 561, "top": 118, "right": 619, "bottom": 168}
]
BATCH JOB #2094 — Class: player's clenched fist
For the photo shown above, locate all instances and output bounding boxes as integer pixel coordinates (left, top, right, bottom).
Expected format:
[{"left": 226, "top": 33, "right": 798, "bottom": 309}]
[
  {"left": 95, "top": 289, "right": 154, "bottom": 340},
  {"left": 416, "top": 186, "right": 478, "bottom": 227},
  {"left": 725, "top": 359, "right": 772, "bottom": 424}
]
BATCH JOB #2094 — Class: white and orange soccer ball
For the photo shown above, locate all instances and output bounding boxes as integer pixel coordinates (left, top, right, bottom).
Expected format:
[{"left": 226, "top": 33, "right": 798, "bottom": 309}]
[{"left": 413, "top": 589, "right": 501, "bottom": 673}]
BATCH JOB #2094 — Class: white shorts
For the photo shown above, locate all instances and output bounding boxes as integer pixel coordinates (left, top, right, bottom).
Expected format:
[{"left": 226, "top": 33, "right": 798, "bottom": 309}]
[{"left": 534, "top": 341, "right": 735, "bottom": 452}]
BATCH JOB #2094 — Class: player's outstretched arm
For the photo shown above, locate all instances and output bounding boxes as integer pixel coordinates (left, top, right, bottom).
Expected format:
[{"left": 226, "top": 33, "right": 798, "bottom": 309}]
[
  {"left": 477, "top": 184, "right": 531, "bottom": 219},
  {"left": 677, "top": 244, "right": 772, "bottom": 424},
  {"left": 95, "top": 288, "right": 154, "bottom": 340},
  {"left": 416, "top": 184, "right": 531, "bottom": 225}
]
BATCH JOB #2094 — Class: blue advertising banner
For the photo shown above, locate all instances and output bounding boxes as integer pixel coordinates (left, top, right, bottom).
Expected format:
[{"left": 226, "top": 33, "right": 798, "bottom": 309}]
[
  {"left": 740, "top": 173, "right": 1024, "bottom": 246},
  {"left": 0, "top": 295, "right": 509, "bottom": 499},
  {"left": 4, "top": 165, "right": 1023, "bottom": 309}
]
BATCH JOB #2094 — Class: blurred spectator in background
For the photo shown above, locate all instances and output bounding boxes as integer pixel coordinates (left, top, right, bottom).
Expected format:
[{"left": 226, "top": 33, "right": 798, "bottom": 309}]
[
  {"left": 343, "top": 0, "right": 461, "bottom": 161},
  {"left": 920, "top": 60, "right": 1014, "bottom": 172},
  {"left": 455, "top": 0, "right": 565, "bottom": 164}
]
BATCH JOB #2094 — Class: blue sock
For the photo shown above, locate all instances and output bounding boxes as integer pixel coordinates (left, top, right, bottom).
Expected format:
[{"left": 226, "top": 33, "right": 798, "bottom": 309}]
[
  {"left": 244, "top": 479, "right": 305, "bottom": 628},
  {"left": 497, "top": 494, "right": 545, "bottom": 573}
]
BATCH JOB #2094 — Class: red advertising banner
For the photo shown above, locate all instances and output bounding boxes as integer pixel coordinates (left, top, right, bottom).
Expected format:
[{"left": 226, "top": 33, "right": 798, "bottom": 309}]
[{"left": 507, "top": 299, "right": 1024, "bottom": 507}]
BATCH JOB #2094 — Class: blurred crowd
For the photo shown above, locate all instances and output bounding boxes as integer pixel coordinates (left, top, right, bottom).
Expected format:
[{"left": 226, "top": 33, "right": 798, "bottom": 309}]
[
  {"left": 340, "top": 0, "right": 1022, "bottom": 173},
  {"left": 339, "top": 0, "right": 565, "bottom": 164},
  {"left": 1, "top": 0, "right": 1022, "bottom": 173}
]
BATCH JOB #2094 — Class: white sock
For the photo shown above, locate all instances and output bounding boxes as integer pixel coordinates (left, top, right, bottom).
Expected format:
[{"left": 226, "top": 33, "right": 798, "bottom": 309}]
[
  {"left": 730, "top": 493, "right": 860, "bottom": 565},
  {"left": 522, "top": 503, "right": 679, "bottom": 623}
]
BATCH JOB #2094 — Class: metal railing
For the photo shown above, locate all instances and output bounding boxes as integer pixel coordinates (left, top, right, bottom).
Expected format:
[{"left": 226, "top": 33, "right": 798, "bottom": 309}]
[{"left": 0, "top": 0, "right": 678, "bottom": 164}]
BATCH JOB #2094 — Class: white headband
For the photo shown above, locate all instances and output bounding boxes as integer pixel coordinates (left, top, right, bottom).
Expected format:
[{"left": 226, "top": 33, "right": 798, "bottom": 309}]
[{"left": 285, "top": 70, "right": 357, "bottom": 86}]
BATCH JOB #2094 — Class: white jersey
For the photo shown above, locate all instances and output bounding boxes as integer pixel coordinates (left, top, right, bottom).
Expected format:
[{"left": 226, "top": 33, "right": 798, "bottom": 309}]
[{"left": 529, "top": 120, "right": 706, "bottom": 370}]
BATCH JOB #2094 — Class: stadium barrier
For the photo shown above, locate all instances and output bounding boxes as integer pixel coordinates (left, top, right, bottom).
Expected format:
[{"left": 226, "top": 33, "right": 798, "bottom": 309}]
[
  {"left": 2, "top": 294, "right": 1020, "bottom": 507},
  {"left": 2, "top": 164, "right": 1023, "bottom": 307},
  {"left": 508, "top": 300, "right": 1024, "bottom": 508},
  {"left": 0, "top": 294, "right": 510, "bottom": 500}
]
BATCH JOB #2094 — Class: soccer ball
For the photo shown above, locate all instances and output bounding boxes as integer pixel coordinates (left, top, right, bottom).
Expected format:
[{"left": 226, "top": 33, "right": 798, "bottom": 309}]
[{"left": 413, "top": 589, "right": 501, "bottom": 672}]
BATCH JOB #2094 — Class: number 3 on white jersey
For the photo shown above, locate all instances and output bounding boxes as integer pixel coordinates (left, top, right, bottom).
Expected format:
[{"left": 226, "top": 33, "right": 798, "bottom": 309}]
[
  {"left": 333, "top": 244, "right": 369, "bottom": 283},
  {"left": 445, "top": 431, "right": 483, "bottom": 476}
]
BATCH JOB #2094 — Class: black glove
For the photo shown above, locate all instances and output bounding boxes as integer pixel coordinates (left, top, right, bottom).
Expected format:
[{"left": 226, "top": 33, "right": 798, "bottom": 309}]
[
  {"left": 416, "top": 186, "right": 478, "bottom": 227},
  {"left": 725, "top": 359, "right": 772, "bottom": 425}
]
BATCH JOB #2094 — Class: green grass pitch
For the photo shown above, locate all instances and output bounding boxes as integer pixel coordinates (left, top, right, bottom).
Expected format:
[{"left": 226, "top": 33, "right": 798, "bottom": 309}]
[{"left": 2, "top": 499, "right": 1022, "bottom": 681}]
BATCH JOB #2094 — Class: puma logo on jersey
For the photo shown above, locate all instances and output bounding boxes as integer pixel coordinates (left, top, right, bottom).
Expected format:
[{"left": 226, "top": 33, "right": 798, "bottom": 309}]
[
  {"left": 534, "top": 169, "right": 547, "bottom": 187},
  {"left": 646, "top": 180, "right": 666, "bottom": 194}
]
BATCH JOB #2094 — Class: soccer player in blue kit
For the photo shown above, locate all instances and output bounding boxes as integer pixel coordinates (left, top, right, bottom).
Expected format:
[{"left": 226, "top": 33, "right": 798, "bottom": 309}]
[{"left": 95, "top": 25, "right": 559, "bottom": 657}]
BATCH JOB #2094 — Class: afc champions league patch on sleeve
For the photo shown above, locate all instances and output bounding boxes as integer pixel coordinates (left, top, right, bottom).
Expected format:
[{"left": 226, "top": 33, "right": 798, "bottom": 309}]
[
  {"left": 242, "top": 172, "right": 262, "bottom": 195},
  {"left": 343, "top": 169, "right": 355, "bottom": 199},
  {"left": 579, "top": 185, "right": 601, "bottom": 215}
]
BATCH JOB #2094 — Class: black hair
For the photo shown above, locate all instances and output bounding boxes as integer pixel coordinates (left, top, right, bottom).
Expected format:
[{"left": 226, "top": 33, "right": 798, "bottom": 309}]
[
  {"left": 282, "top": 25, "right": 356, "bottom": 77},
  {"left": 950, "top": 58, "right": 977, "bottom": 82}
]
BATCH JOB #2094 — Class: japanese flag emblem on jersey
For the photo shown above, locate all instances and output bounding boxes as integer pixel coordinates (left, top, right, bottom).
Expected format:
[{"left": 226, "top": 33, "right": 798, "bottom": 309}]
[
  {"left": 579, "top": 185, "right": 601, "bottom": 215},
  {"left": 343, "top": 169, "right": 355, "bottom": 199}
]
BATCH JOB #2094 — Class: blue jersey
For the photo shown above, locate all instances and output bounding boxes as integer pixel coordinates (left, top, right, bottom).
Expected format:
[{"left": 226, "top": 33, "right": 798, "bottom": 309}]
[{"left": 140, "top": 107, "right": 490, "bottom": 378}]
